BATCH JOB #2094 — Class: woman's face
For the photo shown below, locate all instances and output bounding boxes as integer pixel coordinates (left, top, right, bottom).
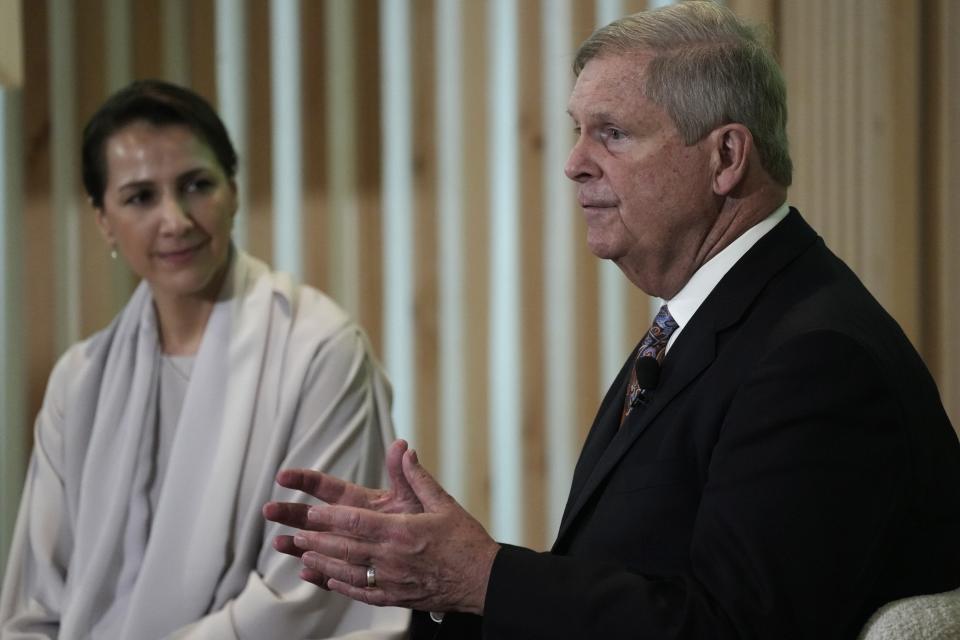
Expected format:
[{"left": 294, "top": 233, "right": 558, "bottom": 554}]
[{"left": 95, "top": 121, "right": 236, "bottom": 303}]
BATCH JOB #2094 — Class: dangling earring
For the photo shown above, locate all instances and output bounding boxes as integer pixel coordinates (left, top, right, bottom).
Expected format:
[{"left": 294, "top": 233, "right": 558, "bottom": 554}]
[{"left": 110, "top": 246, "right": 118, "bottom": 260}]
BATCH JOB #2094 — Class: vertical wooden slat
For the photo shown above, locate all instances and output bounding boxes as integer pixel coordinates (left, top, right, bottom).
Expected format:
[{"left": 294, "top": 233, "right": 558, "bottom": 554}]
[
  {"left": 22, "top": 0, "right": 53, "bottom": 435},
  {"left": 323, "top": 0, "right": 358, "bottom": 314},
  {"left": 162, "top": 0, "right": 190, "bottom": 84},
  {"left": 188, "top": 0, "right": 217, "bottom": 100},
  {"left": 132, "top": 0, "right": 164, "bottom": 80},
  {"left": 460, "top": 0, "right": 491, "bottom": 526},
  {"left": 353, "top": 0, "right": 383, "bottom": 352},
  {"left": 411, "top": 0, "right": 439, "bottom": 469},
  {"left": 245, "top": 0, "right": 274, "bottom": 265},
  {"left": 48, "top": 0, "right": 81, "bottom": 353},
  {"left": 0, "top": 86, "right": 25, "bottom": 580},
  {"left": 103, "top": 0, "right": 137, "bottom": 312},
  {"left": 925, "top": 0, "right": 960, "bottom": 430},
  {"left": 301, "top": 0, "right": 327, "bottom": 290},
  {"left": 76, "top": 0, "right": 115, "bottom": 339},
  {"left": 517, "top": 0, "right": 546, "bottom": 548},
  {"left": 104, "top": 0, "right": 131, "bottom": 91}
]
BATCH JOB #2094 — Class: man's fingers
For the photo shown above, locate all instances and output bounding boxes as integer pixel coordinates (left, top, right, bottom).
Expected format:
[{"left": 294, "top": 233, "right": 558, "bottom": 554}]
[
  {"left": 301, "top": 552, "right": 372, "bottom": 591},
  {"left": 401, "top": 448, "right": 452, "bottom": 512},
  {"left": 272, "top": 534, "right": 306, "bottom": 558},
  {"left": 326, "top": 579, "right": 394, "bottom": 607},
  {"left": 300, "top": 567, "right": 332, "bottom": 590},
  {"left": 291, "top": 531, "right": 378, "bottom": 566},
  {"left": 263, "top": 501, "right": 313, "bottom": 528},
  {"left": 384, "top": 439, "right": 419, "bottom": 508},
  {"left": 275, "top": 468, "right": 351, "bottom": 504},
  {"left": 305, "top": 504, "right": 393, "bottom": 540}
]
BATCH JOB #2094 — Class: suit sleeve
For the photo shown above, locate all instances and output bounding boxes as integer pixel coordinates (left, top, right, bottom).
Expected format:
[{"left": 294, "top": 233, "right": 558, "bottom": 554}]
[{"left": 481, "top": 330, "right": 909, "bottom": 639}]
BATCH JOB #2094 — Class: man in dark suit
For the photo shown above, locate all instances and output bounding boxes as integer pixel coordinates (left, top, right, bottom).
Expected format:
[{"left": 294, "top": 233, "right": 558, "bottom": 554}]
[{"left": 263, "top": 2, "right": 960, "bottom": 637}]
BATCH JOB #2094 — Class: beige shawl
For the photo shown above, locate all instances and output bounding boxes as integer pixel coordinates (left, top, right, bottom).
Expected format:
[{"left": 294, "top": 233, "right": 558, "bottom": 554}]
[{"left": 0, "top": 251, "right": 408, "bottom": 638}]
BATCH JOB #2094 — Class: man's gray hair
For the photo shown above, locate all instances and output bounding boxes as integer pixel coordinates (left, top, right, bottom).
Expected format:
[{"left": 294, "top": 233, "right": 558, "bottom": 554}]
[{"left": 574, "top": 1, "right": 792, "bottom": 187}]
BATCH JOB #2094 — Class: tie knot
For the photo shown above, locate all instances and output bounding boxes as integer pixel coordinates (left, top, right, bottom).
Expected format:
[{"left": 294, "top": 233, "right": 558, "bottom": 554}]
[{"left": 637, "top": 305, "right": 678, "bottom": 363}]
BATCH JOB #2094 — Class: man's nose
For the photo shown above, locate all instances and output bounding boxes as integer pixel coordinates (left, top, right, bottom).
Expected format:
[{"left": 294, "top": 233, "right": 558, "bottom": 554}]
[{"left": 564, "top": 137, "right": 598, "bottom": 183}]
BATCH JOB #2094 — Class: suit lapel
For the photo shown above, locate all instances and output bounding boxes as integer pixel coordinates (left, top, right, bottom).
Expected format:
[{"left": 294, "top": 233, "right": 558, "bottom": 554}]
[
  {"left": 555, "top": 327, "right": 716, "bottom": 545},
  {"left": 560, "top": 356, "right": 633, "bottom": 525},
  {"left": 554, "top": 210, "right": 818, "bottom": 548}
]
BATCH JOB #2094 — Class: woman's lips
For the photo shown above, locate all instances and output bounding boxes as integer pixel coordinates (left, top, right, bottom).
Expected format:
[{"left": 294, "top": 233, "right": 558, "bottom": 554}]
[{"left": 155, "top": 239, "right": 208, "bottom": 264}]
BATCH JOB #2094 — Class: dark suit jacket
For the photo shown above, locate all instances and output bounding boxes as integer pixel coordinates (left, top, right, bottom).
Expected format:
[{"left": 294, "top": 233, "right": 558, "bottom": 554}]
[{"left": 413, "top": 210, "right": 960, "bottom": 639}]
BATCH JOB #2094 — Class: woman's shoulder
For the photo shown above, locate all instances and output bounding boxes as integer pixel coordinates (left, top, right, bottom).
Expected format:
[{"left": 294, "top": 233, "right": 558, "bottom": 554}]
[{"left": 241, "top": 252, "right": 357, "bottom": 340}]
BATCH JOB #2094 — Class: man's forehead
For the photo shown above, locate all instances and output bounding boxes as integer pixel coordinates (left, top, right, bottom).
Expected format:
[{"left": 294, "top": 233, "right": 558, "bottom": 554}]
[
  {"left": 568, "top": 53, "right": 649, "bottom": 107},
  {"left": 567, "top": 65, "right": 648, "bottom": 121}
]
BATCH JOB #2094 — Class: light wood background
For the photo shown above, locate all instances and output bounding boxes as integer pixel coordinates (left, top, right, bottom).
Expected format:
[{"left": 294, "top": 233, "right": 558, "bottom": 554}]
[{"left": 1, "top": 0, "right": 957, "bottom": 575}]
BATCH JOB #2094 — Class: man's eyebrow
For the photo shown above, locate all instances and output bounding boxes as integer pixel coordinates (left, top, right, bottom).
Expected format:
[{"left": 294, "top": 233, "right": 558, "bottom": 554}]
[{"left": 567, "top": 109, "right": 618, "bottom": 123}]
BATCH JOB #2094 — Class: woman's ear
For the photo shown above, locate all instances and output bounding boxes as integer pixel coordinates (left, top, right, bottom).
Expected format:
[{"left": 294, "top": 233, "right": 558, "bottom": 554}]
[
  {"left": 711, "top": 124, "right": 752, "bottom": 196},
  {"left": 94, "top": 207, "right": 114, "bottom": 245}
]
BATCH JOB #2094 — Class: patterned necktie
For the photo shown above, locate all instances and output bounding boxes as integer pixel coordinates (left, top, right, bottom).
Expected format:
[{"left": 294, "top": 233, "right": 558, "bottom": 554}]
[{"left": 621, "top": 304, "right": 679, "bottom": 423}]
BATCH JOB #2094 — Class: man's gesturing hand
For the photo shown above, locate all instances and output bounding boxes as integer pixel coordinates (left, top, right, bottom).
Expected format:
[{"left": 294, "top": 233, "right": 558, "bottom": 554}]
[{"left": 263, "top": 440, "right": 500, "bottom": 615}]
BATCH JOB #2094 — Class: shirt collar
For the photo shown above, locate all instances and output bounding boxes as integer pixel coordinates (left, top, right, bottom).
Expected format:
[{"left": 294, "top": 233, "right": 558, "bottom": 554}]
[{"left": 662, "top": 203, "right": 790, "bottom": 351}]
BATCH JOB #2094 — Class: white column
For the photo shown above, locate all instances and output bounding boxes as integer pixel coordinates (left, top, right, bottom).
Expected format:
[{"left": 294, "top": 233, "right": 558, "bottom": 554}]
[
  {"left": 488, "top": 0, "right": 522, "bottom": 544},
  {"left": 542, "top": 0, "right": 576, "bottom": 538},
  {"left": 0, "top": 87, "right": 25, "bottom": 580},
  {"left": 216, "top": 0, "right": 249, "bottom": 249},
  {"left": 436, "top": 0, "right": 467, "bottom": 503},
  {"left": 324, "top": 0, "right": 359, "bottom": 315},
  {"left": 595, "top": 0, "right": 630, "bottom": 389},
  {"left": 48, "top": 0, "right": 80, "bottom": 352},
  {"left": 270, "top": 0, "right": 303, "bottom": 279},
  {"left": 379, "top": 0, "right": 415, "bottom": 441}
]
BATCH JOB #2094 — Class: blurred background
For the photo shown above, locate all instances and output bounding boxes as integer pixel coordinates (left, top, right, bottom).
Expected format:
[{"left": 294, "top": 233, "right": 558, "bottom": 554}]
[{"left": 1, "top": 0, "right": 957, "bottom": 578}]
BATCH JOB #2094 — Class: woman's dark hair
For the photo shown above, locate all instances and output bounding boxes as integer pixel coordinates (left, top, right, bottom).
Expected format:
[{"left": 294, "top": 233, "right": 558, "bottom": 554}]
[{"left": 81, "top": 79, "right": 238, "bottom": 208}]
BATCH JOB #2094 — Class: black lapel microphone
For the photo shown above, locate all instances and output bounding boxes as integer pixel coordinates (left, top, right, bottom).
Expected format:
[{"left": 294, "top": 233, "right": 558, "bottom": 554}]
[{"left": 631, "top": 356, "right": 661, "bottom": 408}]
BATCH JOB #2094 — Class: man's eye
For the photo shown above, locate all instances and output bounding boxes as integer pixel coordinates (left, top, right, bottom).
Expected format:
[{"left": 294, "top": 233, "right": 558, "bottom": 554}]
[{"left": 602, "top": 127, "right": 625, "bottom": 141}]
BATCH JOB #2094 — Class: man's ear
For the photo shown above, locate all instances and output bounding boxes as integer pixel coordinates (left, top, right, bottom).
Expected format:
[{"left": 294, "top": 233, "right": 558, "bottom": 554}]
[{"left": 711, "top": 124, "right": 752, "bottom": 196}]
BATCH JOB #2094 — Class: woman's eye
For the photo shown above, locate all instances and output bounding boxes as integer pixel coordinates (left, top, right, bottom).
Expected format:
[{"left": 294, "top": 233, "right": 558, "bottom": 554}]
[
  {"left": 184, "top": 178, "right": 214, "bottom": 194},
  {"left": 125, "top": 190, "right": 154, "bottom": 206}
]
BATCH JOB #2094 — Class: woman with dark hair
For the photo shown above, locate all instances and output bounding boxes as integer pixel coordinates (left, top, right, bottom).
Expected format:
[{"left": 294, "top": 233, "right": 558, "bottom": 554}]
[{"left": 0, "top": 80, "right": 408, "bottom": 639}]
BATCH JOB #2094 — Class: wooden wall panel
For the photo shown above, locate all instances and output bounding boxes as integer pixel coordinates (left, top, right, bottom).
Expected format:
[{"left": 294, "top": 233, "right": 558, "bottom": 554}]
[{"left": 7, "top": 0, "right": 959, "bottom": 559}]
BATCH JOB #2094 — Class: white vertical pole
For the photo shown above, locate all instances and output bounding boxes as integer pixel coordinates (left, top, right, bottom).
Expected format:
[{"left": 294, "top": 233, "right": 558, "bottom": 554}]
[
  {"left": 48, "top": 0, "right": 81, "bottom": 352},
  {"left": 0, "top": 87, "right": 25, "bottom": 581},
  {"left": 595, "top": 0, "right": 629, "bottom": 390},
  {"left": 270, "top": 0, "right": 303, "bottom": 279},
  {"left": 488, "top": 0, "right": 522, "bottom": 544},
  {"left": 542, "top": 0, "right": 576, "bottom": 538},
  {"left": 216, "top": 0, "right": 250, "bottom": 249},
  {"left": 379, "top": 0, "right": 415, "bottom": 442},
  {"left": 324, "top": 0, "right": 359, "bottom": 315},
  {"left": 436, "top": 0, "right": 467, "bottom": 503}
]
